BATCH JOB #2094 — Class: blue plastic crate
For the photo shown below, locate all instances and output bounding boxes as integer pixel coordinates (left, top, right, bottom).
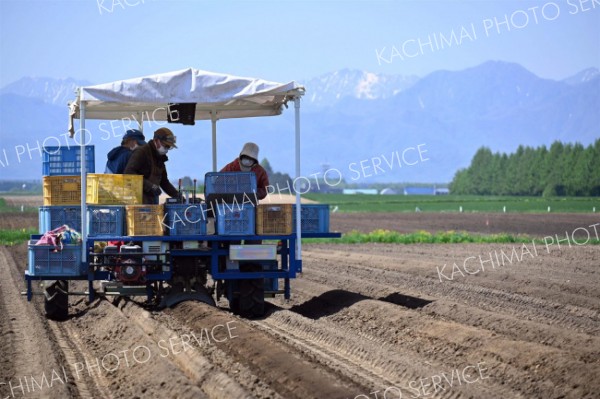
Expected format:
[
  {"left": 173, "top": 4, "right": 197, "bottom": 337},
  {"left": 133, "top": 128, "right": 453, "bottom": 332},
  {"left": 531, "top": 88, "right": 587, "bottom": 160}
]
[
  {"left": 204, "top": 172, "right": 257, "bottom": 196},
  {"left": 42, "top": 145, "right": 95, "bottom": 176},
  {"left": 293, "top": 204, "right": 330, "bottom": 233},
  {"left": 39, "top": 206, "right": 82, "bottom": 234},
  {"left": 87, "top": 205, "right": 124, "bottom": 237},
  {"left": 164, "top": 204, "right": 207, "bottom": 236},
  {"left": 215, "top": 203, "right": 255, "bottom": 236},
  {"left": 28, "top": 240, "right": 85, "bottom": 276}
]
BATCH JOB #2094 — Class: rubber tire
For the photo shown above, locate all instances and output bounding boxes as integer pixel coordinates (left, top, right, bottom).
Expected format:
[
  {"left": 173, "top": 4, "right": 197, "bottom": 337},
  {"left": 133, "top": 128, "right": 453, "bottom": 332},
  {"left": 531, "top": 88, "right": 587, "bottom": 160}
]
[
  {"left": 44, "top": 280, "right": 69, "bottom": 321},
  {"left": 235, "top": 278, "right": 265, "bottom": 319}
]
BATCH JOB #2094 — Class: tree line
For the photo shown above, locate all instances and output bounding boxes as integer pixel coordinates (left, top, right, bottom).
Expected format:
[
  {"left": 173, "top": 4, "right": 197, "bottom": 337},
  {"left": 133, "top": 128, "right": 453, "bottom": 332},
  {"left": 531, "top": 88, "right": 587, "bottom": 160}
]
[{"left": 450, "top": 140, "right": 600, "bottom": 196}]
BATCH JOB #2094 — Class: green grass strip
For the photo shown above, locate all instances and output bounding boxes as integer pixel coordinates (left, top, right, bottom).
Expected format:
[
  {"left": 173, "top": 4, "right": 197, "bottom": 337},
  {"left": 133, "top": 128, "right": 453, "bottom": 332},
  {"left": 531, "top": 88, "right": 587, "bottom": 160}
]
[
  {"left": 303, "top": 229, "right": 600, "bottom": 245},
  {"left": 0, "top": 228, "right": 37, "bottom": 246}
]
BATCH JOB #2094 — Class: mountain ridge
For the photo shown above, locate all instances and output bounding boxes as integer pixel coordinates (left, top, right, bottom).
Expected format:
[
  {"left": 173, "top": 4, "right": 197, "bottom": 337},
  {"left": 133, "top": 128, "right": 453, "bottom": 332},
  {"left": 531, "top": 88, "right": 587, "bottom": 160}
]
[{"left": 0, "top": 61, "right": 597, "bottom": 183}]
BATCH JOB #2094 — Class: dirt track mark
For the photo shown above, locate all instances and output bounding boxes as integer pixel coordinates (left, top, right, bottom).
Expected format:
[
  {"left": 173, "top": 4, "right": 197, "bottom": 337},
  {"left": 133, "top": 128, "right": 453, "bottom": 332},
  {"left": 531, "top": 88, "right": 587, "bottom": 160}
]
[
  {"left": 254, "top": 305, "right": 523, "bottom": 399},
  {"left": 290, "top": 278, "right": 599, "bottom": 399},
  {"left": 112, "top": 298, "right": 251, "bottom": 399},
  {"left": 290, "top": 245, "right": 600, "bottom": 398},
  {"left": 0, "top": 247, "right": 77, "bottom": 398},
  {"left": 303, "top": 247, "right": 600, "bottom": 334},
  {"left": 253, "top": 310, "right": 400, "bottom": 391},
  {"left": 170, "top": 302, "right": 364, "bottom": 399},
  {"left": 66, "top": 296, "right": 210, "bottom": 399}
]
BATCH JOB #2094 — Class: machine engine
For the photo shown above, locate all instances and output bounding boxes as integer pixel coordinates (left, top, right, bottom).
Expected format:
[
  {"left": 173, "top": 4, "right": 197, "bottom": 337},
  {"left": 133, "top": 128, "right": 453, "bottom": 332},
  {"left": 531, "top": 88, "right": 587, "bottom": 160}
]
[{"left": 104, "top": 244, "right": 146, "bottom": 285}]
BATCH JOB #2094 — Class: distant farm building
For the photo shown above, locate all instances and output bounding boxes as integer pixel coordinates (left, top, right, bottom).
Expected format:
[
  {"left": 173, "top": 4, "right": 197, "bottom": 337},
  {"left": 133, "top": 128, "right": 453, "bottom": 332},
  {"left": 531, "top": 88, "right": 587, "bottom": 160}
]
[
  {"left": 404, "top": 187, "right": 435, "bottom": 195},
  {"left": 380, "top": 188, "right": 398, "bottom": 195},
  {"left": 403, "top": 186, "right": 449, "bottom": 195},
  {"left": 343, "top": 189, "right": 378, "bottom": 195}
]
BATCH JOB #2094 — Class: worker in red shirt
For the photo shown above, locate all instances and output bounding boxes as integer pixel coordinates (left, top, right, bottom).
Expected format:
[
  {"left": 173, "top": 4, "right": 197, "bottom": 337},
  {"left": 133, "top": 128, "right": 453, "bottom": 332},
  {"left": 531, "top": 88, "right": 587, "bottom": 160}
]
[{"left": 220, "top": 142, "right": 269, "bottom": 200}]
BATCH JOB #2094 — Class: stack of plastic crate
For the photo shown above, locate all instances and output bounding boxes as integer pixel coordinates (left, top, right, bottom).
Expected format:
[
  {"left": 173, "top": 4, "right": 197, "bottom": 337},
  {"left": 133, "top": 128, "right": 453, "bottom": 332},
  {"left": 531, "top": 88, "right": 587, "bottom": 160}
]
[
  {"left": 40, "top": 145, "right": 96, "bottom": 231},
  {"left": 86, "top": 173, "right": 143, "bottom": 237},
  {"left": 204, "top": 172, "right": 257, "bottom": 235},
  {"left": 31, "top": 146, "right": 96, "bottom": 276}
]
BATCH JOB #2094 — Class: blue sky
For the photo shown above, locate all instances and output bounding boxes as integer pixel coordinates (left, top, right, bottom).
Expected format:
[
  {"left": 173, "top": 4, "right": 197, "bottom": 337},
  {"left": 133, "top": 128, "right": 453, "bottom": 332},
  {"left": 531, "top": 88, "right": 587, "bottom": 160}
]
[{"left": 1, "top": 0, "right": 599, "bottom": 86}]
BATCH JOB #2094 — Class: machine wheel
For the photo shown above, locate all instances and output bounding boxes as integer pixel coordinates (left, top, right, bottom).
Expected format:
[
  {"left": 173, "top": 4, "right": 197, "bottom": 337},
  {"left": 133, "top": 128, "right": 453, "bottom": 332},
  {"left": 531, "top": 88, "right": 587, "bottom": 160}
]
[
  {"left": 235, "top": 278, "right": 265, "bottom": 318},
  {"left": 44, "top": 280, "right": 69, "bottom": 321}
]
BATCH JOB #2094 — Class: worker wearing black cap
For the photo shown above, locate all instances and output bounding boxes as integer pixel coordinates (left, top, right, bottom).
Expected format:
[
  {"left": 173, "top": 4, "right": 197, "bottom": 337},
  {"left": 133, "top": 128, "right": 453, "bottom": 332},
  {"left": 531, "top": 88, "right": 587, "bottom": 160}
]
[
  {"left": 124, "top": 127, "right": 180, "bottom": 204},
  {"left": 105, "top": 129, "right": 146, "bottom": 174}
]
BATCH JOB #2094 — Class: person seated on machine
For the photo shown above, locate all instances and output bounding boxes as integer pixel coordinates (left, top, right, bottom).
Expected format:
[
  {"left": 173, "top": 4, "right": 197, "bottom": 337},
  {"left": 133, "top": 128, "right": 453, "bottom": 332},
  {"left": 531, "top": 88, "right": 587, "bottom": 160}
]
[
  {"left": 220, "top": 142, "right": 269, "bottom": 201},
  {"left": 220, "top": 142, "right": 270, "bottom": 244}
]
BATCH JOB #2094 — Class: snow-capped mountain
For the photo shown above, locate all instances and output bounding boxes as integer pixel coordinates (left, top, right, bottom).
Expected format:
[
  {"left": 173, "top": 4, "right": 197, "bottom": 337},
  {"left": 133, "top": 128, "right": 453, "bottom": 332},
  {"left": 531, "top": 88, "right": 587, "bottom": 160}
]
[
  {"left": 562, "top": 67, "right": 600, "bottom": 85},
  {"left": 301, "top": 69, "right": 419, "bottom": 106},
  {"left": 0, "top": 76, "right": 92, "bottom": 106},
  {"left": 0, "top": 63, "right": 598, "bottom": 182}
]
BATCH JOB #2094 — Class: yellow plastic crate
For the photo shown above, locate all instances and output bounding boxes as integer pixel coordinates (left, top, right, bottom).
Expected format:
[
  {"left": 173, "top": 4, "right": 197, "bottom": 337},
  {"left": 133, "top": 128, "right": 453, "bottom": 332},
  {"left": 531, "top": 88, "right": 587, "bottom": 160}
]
[
  {"left": 126, "top": 205, "right": 164, "bottom": 236},
  {"left": 87, "top": 174, "right": 143, "bottom": 205},
  {"left": 256, "top": 204, "right": 293, "bottom": 235},
  {"left": 43, "top": 175, "right": 81, "bottom": 205}
]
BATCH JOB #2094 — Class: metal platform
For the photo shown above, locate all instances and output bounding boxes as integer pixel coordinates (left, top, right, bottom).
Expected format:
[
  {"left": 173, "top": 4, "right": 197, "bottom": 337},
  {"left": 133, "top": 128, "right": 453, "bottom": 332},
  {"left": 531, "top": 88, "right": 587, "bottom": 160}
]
[{"left": 25, "top": 232, "right": 341, "bottom": 302}]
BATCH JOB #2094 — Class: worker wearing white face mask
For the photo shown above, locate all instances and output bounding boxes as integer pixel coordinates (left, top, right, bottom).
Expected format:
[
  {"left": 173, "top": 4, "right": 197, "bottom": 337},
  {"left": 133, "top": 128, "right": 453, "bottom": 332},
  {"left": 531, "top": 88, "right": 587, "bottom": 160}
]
[
  {"left": 124, "top": 127, "right": 180, "bottom": 204},
  {"left": 220, "top": 142, "right": 269, "bottom": 200}
]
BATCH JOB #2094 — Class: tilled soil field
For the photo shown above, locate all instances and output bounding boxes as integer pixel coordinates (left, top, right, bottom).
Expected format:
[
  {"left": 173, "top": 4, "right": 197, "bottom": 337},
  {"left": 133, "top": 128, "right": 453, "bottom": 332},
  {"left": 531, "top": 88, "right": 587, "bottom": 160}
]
[{"left": 1, "top": 212, "right": 599, "bottom": 399}]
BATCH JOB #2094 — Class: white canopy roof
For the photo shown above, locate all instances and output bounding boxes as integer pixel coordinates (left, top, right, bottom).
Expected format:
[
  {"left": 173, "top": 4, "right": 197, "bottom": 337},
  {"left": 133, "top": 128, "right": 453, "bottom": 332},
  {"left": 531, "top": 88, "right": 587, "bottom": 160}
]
[
  {"left": 71, "top": 68, "right": 307, "bottom": 262},
  {"left": 69, "top": 68, "right": 304, "bottom": 135}
]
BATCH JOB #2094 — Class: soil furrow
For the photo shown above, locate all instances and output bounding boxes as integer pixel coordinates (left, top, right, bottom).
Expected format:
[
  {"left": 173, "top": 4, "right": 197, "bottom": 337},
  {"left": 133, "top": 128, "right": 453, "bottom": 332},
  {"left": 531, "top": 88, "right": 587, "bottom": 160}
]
[
  {"left": 254, "top": 307, "right": 522, "bottom": 399},
  {"left": 302, "top": 248, "right": 600, "bottom": 333},
  {"left": 169, "top": 302, "right": 365, "bottom": 399},
  {"left": 0, "top": 247, "right": 80, "bottom": 399}
]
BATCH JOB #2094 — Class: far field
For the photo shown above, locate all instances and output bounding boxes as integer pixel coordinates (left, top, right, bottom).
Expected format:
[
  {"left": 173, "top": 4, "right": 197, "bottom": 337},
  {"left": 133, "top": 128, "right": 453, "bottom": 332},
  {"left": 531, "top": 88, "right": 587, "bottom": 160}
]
[
  {"left": 2, "top": 193, "right": 600, "bottom": 214},
  {"left": 304, "top": 193, "right": 600, "bottom": 213}
]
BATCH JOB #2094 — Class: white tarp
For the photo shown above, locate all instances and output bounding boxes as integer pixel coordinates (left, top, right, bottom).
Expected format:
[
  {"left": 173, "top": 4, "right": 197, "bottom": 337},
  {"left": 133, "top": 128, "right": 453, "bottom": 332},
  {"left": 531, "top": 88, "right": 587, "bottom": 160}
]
[
  {"left": 70, "top": 67, "right": 306, "bottom": 263},
  {"left": 69, "top": 68, "right": 304, "bottom": 135}
]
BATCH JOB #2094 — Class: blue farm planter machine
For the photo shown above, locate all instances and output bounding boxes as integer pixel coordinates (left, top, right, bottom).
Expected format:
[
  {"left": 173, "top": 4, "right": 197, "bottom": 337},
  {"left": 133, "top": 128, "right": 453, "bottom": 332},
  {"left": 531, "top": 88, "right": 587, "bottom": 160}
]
[{"left": 24, "top": 68, "right": 339, "bottom": 319}]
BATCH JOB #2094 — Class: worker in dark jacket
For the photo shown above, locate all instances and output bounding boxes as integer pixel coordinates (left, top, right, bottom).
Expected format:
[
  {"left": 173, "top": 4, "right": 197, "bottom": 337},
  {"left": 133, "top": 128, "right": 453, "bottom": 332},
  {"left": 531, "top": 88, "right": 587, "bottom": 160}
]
[
  {"left": 105, "top": 129, "right": 146, "bottom": 174},
  {"left": 220, "top": 142, "right": 269, "bottom": 200},
  {"left": 124, "top": 127, "right": 180, "bottom": 204}
]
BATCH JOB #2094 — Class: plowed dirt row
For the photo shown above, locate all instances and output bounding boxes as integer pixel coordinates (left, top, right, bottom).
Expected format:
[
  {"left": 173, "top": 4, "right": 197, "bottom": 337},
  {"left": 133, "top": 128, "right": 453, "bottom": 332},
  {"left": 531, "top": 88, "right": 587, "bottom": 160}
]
[
  {"left": 0, "top": 246, "right": 99, "bottom": 398},
  {"left": 278, "top": 243, "right": 600, "bottom": 399},
  {"left": 1, "top": 212, "right": 599, "bottom": 398}
]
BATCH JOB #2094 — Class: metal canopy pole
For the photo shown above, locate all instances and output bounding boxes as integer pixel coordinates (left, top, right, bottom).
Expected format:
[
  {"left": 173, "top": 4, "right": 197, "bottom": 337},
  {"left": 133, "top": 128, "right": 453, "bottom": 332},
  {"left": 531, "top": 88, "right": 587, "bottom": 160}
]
[
  {"left": 211, "top": 111, "right": 217, "bottom": 172},
  {"left": 137, "top": 112, "right": 143, "bottom": 131},
  {"left": 294, "top": 97, "right": 302, "bottom": 262},
  {"left": 80, "top": 100, "right": 87, "bottom": 263}
]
